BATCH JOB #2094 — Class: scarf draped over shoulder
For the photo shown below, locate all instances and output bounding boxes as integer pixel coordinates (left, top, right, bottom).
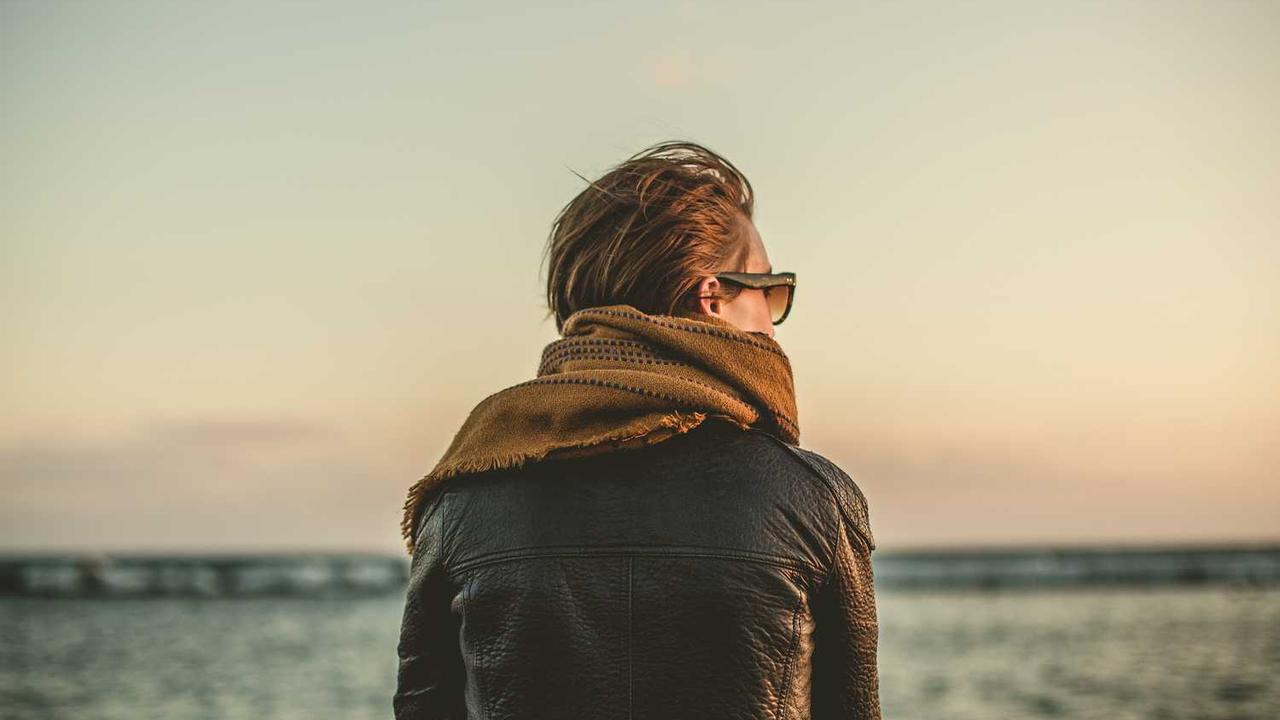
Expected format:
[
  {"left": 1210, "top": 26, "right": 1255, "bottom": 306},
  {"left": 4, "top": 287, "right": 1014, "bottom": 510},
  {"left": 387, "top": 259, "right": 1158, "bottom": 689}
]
[{"left": 399, "top": 304, "right": 800, "bottom": 555}]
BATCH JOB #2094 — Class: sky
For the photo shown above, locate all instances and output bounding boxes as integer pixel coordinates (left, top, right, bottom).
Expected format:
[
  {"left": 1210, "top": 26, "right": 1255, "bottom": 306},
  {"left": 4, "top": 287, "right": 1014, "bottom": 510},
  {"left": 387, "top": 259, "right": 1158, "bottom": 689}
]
[{"left": 2, "top": 0, "right": 1277, "bottom": 554}]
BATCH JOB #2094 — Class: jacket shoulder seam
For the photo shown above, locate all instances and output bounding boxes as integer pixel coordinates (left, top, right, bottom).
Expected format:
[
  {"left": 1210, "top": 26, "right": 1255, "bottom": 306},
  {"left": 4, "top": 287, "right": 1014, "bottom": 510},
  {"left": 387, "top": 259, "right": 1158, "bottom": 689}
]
[
  {"left": 412, "top": 485, "right": 451, "bottom": 557},
  {"left": 746, "top": 428, "right": 876, "bottom": 553}
]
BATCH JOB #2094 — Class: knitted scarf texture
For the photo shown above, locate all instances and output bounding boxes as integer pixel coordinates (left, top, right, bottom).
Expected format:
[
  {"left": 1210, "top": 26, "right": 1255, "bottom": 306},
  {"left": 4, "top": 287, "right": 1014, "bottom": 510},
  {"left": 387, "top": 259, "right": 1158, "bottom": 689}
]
[{"left": 399, "top": 303, "right": 800, "bottom": 555}]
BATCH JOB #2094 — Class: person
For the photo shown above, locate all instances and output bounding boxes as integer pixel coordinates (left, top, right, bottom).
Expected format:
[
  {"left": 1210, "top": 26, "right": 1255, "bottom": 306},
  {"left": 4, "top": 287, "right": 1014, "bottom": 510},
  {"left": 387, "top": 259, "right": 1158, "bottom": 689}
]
[{"left": 394, "top": 140, "right": 881, "bottom": 719}]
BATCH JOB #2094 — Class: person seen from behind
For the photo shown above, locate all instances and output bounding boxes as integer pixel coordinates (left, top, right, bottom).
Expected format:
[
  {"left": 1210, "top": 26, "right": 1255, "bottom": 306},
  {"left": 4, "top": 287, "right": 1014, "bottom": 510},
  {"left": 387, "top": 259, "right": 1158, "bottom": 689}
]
[{"left": 395, "top": 139, "right": 881, "bottom": 719}]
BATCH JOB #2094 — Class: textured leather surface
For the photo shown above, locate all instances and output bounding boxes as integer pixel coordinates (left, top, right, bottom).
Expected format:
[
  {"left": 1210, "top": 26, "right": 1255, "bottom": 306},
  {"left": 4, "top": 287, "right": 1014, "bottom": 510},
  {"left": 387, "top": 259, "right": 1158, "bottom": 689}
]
[{"left": 395, "top": 417, "right": 881, "bottom": 719}]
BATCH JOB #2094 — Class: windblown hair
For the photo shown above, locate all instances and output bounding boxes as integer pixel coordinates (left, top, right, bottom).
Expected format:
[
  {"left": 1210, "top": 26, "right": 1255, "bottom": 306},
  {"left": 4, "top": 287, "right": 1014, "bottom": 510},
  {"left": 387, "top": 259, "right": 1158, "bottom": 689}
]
[{"left": 542, "top": 140, "right": 757, "bottom": 334}]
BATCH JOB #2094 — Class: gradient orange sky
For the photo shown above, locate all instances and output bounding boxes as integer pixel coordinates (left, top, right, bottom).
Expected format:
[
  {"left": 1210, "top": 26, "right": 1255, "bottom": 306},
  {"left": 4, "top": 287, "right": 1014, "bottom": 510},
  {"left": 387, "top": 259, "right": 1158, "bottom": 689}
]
[{"left": 3, "top": 1, "right": 1277, "bottom": 553}]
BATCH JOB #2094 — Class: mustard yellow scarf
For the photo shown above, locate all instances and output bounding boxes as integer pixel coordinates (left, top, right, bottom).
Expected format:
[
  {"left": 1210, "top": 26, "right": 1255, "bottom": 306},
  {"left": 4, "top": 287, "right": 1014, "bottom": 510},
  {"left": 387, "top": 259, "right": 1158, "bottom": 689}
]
[{"left": 400, "top": 304, "right": 800, "bottom": 554}]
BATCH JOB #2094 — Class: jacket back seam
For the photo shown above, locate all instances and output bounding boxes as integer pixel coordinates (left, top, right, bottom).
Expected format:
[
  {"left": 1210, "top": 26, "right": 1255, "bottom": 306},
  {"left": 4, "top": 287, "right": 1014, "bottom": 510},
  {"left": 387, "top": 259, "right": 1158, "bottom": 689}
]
[
  {"left": 454, "top": 541, "right": 814, "bottom": 565},
  {"left": 452, "top": 547, "right": 820, "bottom": 578},
  {"left": 460, "top": 573, "right": 487, "bottom": 720},
  {"left": 628, "top": 555, "right": 634, "bottom": 720},
  {"left": 774, "top": 598, "right": 803, "bottom": 720}
]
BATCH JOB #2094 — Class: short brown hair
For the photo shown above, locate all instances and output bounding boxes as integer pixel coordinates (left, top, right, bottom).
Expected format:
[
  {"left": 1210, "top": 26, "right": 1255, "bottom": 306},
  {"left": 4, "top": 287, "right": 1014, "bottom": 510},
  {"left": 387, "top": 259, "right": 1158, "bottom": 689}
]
[{"left": 542, "top": 140, "right": 756, "bottom": 334}]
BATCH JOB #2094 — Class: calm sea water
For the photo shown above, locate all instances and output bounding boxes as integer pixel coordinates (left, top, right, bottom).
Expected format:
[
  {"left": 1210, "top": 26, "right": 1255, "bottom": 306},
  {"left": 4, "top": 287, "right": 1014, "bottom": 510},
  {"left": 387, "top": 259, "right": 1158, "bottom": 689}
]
[{"left": 2, "top": 585, "right": 1276, "bottom": 720}]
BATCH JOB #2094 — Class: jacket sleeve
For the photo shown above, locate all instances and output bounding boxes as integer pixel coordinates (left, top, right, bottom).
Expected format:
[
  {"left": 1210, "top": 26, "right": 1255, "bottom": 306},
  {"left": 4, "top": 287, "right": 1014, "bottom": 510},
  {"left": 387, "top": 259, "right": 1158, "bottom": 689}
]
[
  {"left": 394, "top": 488, "right": 466, "bottom": 720},
  {"left": 810, "top": 477, "right": 882, "bottom": 720}
]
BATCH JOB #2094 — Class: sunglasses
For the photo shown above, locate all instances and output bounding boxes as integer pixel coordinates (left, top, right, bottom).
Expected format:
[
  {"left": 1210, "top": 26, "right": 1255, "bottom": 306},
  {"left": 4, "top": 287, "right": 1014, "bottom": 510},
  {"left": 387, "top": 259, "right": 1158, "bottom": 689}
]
[{"left": 695, "top": 271, "right": 796, "bottom": 325}]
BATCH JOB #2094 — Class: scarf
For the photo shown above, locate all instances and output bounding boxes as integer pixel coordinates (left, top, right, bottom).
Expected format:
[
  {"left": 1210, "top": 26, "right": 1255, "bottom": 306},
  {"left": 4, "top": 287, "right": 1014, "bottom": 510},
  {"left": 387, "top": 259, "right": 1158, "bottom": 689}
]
[{"left": 399, "top": 303, "right": 800, "bottom": 555}]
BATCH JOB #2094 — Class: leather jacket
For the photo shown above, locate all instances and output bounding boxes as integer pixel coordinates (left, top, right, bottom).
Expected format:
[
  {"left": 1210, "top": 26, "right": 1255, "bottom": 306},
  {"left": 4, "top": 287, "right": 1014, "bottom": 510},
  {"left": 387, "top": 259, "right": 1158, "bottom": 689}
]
[{"left": 395, "top": 417, "right": 881, "bottom": 719}]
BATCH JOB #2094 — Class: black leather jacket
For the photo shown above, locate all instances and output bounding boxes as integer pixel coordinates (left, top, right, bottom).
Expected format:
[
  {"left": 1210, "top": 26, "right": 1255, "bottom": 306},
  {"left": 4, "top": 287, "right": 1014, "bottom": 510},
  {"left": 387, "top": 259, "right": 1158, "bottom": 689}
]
[{"left": 395, "top": 417, "right": 881, "bottom": 719}]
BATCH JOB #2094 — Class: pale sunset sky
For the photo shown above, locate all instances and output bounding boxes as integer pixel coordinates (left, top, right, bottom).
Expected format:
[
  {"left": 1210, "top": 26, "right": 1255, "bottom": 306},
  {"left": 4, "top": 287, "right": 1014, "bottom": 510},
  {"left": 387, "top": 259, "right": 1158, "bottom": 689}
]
[{"left": 2, "top": 1, "right": 1277, "bottom": 553}]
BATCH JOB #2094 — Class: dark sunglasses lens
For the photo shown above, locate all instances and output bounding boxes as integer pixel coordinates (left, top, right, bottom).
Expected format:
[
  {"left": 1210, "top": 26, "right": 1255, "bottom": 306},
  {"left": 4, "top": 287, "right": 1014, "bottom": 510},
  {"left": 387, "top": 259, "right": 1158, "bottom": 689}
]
[{"left": 766, "top": 285, "right": 791, "bottom": 324}]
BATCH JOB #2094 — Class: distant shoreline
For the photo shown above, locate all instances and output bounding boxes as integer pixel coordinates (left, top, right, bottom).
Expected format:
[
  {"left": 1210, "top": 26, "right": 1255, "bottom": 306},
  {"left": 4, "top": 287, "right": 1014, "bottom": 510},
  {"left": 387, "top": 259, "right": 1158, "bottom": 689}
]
[{"left": 1, "top": 543, "right": 1277, "bottom": 597}]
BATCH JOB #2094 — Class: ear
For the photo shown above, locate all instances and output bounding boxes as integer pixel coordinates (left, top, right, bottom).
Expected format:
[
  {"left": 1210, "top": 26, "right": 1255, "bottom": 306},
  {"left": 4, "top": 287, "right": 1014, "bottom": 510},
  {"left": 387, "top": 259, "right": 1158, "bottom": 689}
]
[{"left": 696, "top": 276, "right": 722, "bottom": 317}]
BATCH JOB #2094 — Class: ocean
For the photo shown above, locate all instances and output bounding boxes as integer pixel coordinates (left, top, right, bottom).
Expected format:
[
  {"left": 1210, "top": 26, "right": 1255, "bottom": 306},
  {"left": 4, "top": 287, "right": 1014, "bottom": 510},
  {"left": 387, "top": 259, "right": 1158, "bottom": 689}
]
[{"left": 1, "top": 548, "right": 1277, "bottom": 719}]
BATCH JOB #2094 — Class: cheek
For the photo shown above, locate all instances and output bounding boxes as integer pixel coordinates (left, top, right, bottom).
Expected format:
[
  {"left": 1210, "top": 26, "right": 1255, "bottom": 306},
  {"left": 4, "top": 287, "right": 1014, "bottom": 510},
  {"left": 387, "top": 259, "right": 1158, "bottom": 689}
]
[{"left": 757, "top": 294, "right": 773, "bottom": 318}]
